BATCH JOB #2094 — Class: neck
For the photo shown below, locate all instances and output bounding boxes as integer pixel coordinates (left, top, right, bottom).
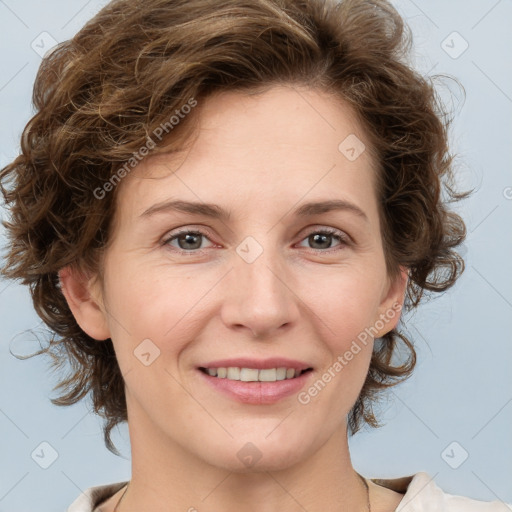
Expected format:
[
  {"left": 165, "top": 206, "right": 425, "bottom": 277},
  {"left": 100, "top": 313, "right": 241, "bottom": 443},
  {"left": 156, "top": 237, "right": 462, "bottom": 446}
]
[{"left": 118, "top": 406, "right": 370, "bottom": 512}]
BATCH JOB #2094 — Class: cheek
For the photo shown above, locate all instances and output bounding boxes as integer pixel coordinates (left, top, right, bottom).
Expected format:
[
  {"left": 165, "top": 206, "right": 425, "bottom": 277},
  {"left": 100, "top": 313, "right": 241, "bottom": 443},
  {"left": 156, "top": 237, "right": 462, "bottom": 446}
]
[
  {"left": 295, "top": 265, "right": 384, "bottom": 407},
  {"left": 103, "top": 259, "right": 214, "bottom": 360},
  {"left": 296, "top": 275, "right": 378, "bottom": 420},
  {"left": 302, "top": 265, "right": 385, "bottom": 348}
]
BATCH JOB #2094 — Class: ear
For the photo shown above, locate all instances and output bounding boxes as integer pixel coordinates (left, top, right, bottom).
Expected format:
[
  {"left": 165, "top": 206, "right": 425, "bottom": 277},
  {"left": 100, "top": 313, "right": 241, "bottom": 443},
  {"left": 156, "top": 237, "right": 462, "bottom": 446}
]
[
  {"left": 58, "top": 265, "right": 111, "bottom": 341},
  {"left": 373, "top": 265, "right": 409, "bottom": 338}
]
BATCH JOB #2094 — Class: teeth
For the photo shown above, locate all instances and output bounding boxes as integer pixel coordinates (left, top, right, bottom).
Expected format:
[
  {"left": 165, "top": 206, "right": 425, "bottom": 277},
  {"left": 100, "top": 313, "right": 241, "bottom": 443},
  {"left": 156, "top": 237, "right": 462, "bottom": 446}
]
[
  {"left": 203, "top": 367, "right": 305, "bottom": 382},
  {"left": 258, "top": 368, "right": 276, "bottom": 382},
  {"left": 227, "top": 367, "right": 240, "bottom": 380},
  {"left": 276, "top": 367, "right": 287, "bottom": 380},
  {"left": 240, "top": 368, "right": 259, "bottom": 382}
]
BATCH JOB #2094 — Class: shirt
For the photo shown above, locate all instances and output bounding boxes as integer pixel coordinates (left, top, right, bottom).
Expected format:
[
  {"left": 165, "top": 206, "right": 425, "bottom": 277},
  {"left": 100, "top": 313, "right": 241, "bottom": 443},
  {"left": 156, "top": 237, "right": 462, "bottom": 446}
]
[{"left": 66, "top": 471, "right": 511, "bottom": 511}]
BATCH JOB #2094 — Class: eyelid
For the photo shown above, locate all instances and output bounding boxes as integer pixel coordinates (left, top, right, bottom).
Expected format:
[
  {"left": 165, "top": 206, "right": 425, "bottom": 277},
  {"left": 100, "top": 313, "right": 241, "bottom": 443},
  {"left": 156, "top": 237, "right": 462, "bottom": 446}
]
[{"left": 299, "top": 224, "right": 352, "bottom": 241}]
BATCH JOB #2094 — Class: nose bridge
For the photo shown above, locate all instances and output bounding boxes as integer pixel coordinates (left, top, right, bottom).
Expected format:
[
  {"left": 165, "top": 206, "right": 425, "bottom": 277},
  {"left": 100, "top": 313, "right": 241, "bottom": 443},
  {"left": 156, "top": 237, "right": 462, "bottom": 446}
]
[
  {"left": 222, "top": 233, "right": 298, "bottom": 337},
  {"left": 239, "top": 240, "right": 283, "bottom": 297}
]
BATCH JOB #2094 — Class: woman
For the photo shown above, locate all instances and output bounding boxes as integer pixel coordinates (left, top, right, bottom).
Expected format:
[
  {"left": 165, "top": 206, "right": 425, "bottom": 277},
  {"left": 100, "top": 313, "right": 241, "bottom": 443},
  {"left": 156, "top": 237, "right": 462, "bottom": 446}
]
[{"left": 1, "top": 0, "right": 508, "bottom": 510}]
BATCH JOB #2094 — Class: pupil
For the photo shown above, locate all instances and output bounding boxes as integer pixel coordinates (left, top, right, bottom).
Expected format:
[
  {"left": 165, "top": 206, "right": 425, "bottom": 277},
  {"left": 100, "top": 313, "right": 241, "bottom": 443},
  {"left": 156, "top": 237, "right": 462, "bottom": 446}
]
[
  {"left": 311, "top": 233, "right": 330, "bottom": 249},
  {"left": 179, "top": 233, "right": 201, "bottom": 250}
]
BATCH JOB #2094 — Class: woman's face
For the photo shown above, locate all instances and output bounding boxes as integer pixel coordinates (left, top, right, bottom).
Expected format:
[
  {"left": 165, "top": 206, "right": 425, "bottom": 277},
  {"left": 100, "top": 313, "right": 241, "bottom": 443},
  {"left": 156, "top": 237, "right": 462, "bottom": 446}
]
[{"left": 85, "top": 85, "right": 407, "bottom": 471}]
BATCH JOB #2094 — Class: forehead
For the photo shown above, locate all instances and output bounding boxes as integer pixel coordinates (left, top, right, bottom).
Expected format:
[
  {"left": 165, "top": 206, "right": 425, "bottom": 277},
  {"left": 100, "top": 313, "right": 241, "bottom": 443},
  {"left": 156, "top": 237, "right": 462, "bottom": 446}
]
[{"left": 114, "top": 86, "right": 380, "bottom": 223}]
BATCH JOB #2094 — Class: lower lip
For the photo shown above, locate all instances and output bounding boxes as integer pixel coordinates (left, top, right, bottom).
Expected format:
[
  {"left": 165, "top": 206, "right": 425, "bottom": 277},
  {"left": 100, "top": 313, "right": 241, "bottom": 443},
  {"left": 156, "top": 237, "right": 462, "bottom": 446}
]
[{"left": 198, "top": 369, "right": 313, "bottom": 405}]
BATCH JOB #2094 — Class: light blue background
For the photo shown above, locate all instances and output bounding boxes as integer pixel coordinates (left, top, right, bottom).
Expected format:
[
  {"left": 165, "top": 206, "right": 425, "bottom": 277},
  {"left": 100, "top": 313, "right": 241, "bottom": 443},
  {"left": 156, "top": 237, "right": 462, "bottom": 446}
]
[{"left": 0, "top": 1, "right": 511, "bottom": 510}]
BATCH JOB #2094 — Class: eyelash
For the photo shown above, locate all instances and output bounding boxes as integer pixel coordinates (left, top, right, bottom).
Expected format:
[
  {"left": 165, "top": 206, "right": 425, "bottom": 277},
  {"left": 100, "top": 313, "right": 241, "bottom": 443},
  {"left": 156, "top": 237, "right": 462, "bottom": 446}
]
[{"left": 162, "top": 227, "right": 351, "bottom": 255}]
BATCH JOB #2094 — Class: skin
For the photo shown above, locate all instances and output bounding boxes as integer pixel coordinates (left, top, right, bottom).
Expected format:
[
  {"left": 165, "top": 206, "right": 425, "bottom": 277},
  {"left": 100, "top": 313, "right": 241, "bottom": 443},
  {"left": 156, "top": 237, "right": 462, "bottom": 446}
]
[{"left": 60, "top": 85, "right": 409, "bottom": 512}]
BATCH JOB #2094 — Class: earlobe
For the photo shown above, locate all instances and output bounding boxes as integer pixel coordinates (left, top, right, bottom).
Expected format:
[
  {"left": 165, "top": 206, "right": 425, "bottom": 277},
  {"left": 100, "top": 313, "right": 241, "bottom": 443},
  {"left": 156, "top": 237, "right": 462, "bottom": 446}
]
[
  {"left": 58, "top": 266, "right": 111, "bottom": 341},
  {"left": 375, "top": 266, "right": 409, "bottom": 337}
]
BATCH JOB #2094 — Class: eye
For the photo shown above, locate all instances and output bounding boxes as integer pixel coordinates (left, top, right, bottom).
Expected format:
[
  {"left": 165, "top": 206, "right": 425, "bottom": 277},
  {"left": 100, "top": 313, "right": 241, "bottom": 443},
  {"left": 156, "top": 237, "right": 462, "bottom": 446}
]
[
  {"left": 162, "top": 226, "right": 351, "bottom": 255},
  {"left": 163, "top": 229, "right": 215, "bottom": 253},
  {"left": 297, "top": 228, "right": 350, "bottom": 252}
]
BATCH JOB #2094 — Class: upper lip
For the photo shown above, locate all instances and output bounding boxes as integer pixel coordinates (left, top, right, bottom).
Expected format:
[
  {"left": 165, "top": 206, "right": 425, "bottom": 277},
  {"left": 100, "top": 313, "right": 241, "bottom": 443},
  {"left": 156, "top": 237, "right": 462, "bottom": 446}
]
[{"left": 198, "top": 358, "right": 313, "bottom": 372}]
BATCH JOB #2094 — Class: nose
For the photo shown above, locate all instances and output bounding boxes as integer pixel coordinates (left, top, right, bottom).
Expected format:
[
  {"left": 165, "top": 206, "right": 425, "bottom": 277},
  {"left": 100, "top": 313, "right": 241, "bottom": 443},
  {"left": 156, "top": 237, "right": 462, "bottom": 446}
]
[{"left": 220, "top": 239, "right": 300, "bottom": 340}]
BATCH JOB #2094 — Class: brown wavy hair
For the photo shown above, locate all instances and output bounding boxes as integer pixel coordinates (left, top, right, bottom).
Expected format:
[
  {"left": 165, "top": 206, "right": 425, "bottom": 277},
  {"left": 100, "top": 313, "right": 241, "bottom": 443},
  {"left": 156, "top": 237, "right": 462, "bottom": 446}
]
[{"left": 0, "top": 0, "right": 468, "bottom": 455}]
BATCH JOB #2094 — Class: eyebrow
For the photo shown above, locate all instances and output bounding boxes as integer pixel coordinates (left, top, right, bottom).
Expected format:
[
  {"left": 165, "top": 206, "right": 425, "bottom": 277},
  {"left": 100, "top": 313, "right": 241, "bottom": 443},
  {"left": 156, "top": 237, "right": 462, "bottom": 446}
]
[{"left": 140, "top": 199, "right": 368, "bottom": 222}]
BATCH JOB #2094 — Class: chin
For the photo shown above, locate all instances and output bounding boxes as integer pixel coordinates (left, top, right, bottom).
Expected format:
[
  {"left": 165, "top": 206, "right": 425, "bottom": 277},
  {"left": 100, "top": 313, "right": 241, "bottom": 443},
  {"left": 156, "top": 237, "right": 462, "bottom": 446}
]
[{"left": 197, "top": 434, "right": 315, "bottom": 474}]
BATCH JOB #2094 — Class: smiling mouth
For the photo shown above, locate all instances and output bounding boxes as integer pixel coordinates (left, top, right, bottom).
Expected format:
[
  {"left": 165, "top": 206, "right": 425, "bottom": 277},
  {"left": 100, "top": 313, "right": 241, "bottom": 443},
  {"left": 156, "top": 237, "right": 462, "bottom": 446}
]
[{"left": 199, "top": 367, "right": 313, "bottom": 382}]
